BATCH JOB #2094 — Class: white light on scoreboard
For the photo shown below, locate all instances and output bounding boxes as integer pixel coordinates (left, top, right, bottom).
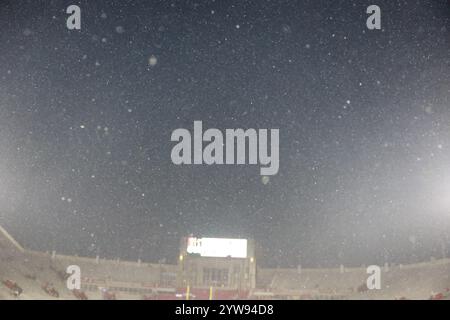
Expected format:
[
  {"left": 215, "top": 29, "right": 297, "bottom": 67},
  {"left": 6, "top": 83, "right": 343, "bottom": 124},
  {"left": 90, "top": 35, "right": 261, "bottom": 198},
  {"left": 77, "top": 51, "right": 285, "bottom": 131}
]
[{"left": 186, "top": 237, "right": 248, "bottom": 258}]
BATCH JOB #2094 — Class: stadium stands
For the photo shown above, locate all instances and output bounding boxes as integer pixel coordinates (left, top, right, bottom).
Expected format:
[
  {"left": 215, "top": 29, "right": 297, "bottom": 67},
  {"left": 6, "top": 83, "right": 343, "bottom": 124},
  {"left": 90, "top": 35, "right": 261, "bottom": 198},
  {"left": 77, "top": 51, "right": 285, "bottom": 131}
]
[
  {"left": 256, "top": 261, "right": 450, "bottom": 300},
  {"left": 1, "top": 224, "right": 449, "bottom": 300}
]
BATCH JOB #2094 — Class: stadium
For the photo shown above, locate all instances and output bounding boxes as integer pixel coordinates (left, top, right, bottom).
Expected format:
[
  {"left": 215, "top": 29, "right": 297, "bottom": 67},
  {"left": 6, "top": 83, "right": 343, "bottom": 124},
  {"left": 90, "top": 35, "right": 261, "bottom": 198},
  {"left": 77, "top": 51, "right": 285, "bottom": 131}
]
[
  {"left": 1, "top": 225, "right": 449, "bottom": 300},
  {"left": 0, "top": 0, "right": 449, "bottom": 306}
]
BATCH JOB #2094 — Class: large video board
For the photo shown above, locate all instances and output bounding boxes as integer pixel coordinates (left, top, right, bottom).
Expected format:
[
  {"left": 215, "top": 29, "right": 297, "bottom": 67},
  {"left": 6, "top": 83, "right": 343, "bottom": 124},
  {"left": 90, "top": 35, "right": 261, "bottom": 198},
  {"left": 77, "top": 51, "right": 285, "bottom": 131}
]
[{"left": 186, "top": 237, "right": 248, "bottom": 258}]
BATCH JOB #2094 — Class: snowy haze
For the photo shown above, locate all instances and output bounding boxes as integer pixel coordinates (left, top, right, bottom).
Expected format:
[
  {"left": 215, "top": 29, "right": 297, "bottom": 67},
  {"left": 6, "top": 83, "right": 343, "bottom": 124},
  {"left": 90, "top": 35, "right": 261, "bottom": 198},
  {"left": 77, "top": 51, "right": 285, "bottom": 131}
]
[{"left": 0, "top": 0, "right": 449, "bottom": 268}]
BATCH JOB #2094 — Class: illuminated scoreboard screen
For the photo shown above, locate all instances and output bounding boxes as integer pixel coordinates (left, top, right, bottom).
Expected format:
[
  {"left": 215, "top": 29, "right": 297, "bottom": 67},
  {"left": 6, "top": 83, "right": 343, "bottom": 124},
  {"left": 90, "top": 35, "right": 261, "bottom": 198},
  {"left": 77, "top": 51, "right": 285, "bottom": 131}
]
[{"left": 186, "top": 237, "right": 248, "bottom": 258}]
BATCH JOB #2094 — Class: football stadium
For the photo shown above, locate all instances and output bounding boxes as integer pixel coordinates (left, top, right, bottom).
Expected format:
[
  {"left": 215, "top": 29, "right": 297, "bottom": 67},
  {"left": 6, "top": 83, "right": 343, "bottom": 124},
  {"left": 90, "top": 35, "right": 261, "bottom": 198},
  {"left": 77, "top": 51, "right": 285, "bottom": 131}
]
[
  {"left": 0, "top": 0, "right": 449, "bottom": 309},
  {"left": 1, "top": 225, "right": 449, "bottom": 300}
]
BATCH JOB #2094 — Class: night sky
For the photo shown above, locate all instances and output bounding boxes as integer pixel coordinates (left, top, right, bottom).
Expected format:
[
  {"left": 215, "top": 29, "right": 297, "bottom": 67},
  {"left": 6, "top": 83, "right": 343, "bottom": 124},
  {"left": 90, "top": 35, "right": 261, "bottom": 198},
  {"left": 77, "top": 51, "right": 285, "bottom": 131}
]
[{"left": 0, "top": 0, "right": 449, "bottom": 268}]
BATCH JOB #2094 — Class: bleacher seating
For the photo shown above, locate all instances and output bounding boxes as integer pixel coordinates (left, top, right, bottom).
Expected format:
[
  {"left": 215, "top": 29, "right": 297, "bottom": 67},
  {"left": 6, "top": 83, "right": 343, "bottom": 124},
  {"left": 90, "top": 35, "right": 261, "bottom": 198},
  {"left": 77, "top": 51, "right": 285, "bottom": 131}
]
[{"left": 1, "top": 224, "right": 449, "bottom": 300}]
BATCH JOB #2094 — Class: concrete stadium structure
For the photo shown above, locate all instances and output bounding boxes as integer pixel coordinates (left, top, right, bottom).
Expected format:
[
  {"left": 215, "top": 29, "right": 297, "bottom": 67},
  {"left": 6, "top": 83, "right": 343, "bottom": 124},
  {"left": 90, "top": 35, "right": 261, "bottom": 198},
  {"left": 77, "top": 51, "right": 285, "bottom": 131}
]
[{"left": 1, "top": 225, "right": 449, "bottom": 300}]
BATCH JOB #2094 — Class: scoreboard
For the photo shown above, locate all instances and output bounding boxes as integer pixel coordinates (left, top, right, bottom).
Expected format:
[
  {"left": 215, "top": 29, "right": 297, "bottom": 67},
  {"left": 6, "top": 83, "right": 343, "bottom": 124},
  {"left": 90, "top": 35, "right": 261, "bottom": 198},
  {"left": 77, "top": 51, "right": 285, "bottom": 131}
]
[{"left": 186, "top": 237, "right": 248, "bottom": 259}]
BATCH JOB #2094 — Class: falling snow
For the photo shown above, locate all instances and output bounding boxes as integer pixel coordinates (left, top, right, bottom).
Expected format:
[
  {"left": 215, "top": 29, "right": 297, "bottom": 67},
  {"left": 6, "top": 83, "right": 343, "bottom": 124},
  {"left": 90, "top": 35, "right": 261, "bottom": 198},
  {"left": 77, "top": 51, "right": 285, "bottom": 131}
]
[{"left": 0, "top": 0, "right": 448, "bottom": 269}]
